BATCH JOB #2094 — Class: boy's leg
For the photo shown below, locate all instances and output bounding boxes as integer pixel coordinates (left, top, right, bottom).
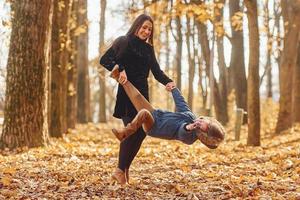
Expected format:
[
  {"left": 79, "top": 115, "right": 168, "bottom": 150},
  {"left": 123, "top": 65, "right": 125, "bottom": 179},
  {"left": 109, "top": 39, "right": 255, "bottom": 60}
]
[
  {"left": 112, "top": 109, "right": 154, "bottom": 142},
  {"left": 110, "top": 66, "right": 154, "bottom": 112},
  {"left": 122, "top": 82, "right": 154, "bottom": 112}
]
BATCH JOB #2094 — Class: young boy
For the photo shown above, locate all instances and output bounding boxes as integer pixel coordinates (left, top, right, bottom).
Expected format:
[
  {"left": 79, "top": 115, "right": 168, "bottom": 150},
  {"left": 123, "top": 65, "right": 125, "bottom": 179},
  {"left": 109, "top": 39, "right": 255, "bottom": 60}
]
[{"left": 110, "top": 66, "right": 225, "bottom": 149}]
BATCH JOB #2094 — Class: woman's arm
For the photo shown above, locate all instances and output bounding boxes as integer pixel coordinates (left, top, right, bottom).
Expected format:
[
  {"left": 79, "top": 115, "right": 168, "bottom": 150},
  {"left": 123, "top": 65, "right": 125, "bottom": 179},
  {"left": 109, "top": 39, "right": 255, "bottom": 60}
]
[
  {"left": 99, "top": 47, "right": 118, "bottom": 71},
  {"left": 99, "top": 36, "right": 127, "bottom": 71},
  {"left": 149, "top": 47, "right": 173, "bottom": 85}
]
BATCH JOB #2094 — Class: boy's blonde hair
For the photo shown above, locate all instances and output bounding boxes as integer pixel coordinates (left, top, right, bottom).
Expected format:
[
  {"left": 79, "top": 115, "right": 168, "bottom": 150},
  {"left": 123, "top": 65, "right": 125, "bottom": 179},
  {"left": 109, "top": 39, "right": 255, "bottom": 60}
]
[{"left": 196, "top": 117, "right": 226, "bottom": 149}]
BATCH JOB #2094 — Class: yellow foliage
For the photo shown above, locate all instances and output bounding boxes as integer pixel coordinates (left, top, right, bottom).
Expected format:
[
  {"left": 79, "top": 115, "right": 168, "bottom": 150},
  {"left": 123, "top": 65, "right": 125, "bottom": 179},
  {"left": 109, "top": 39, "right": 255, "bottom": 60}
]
[
  {"left": 73, "top": 25, "right": 87, "bottom": 36},
  {"left": 68, "top": 82, "right": 76, "bottom": 96},
  {"left": 58, "top": 0, "right": 65, "bottom": 12},
  {"left": 0, "top": 108, "right": 299, "bottom": 199}
]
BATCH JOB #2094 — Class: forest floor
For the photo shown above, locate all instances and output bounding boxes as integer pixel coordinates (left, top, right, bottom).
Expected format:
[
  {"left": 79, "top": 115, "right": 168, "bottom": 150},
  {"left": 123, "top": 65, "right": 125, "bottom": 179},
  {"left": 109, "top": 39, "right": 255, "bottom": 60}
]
[{"left": 0, "top": 101, "right": 300, "bottom": 199}]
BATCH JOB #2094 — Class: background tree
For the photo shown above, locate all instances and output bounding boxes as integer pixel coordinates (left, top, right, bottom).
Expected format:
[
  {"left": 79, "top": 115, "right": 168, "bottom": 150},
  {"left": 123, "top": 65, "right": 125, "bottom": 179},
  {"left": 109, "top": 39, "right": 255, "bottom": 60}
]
[
  {"left": 98, "top": 0, "right": 107, "bottom": 122},
  {"left": 50, "top": 0, "right": 73, "bottom": 137},
  {"left": 173, "top": 0, "right": 183, "bottom": 91},
  {"left": 229, "top": 0, "right": 247, "bottom": 124},
  {"left": 214, "top": 0, "right": 229, "bottom": 124},
  {"left": 262, "top": 0, "right": 273, "bottom": 98},
  {"left": 276, "top": 0, "right": 300, "bottom": 133},
  {"left": 294, "top": 39, "right": 300, "bottom": 122},
  {"left": 245, "top": 0, "right": 260, "bottom": 146},
  {"left": 76, "top": 0, "right": 91, "bottom": 123},
  {"left": 0, "top": 0, "right": 53, "bottom": 149},
  {"left": 185, "top": 8, "right": 195, "bottom": 110},
  {"left": 67, "top": 0, "right": 78, "bottom": 129}
]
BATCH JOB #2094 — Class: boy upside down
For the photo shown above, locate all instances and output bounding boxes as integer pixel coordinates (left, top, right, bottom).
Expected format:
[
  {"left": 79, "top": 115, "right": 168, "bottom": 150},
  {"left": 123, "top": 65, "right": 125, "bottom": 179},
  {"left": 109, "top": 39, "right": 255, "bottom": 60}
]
[{"left": 110, "top": 65, "right": 226, "bottom": 149}]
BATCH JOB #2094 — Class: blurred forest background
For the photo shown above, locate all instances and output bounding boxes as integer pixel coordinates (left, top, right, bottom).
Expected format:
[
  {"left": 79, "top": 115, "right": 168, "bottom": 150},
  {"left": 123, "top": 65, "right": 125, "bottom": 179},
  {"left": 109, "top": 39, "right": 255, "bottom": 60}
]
[
  {"left": 0, "top": 0, "right": 300, "bottom": 149},
  {"left": 0, "top": 0, "right": 300, "bottom": 199}
]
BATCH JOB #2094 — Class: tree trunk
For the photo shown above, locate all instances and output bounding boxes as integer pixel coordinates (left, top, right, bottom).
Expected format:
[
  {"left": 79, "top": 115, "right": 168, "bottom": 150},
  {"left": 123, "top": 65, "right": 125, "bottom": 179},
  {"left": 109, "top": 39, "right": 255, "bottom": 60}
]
[
  {"left": 196, "top": 29, "right": 207, "bottom": 108},
  {"left": 186, "top": 14, "right": 195, "bottom": 110},
  {"left": 196, "top": 21, "right": 224, "bottom": 122},
  {"left": 76, "top": 0, "right": 90, "bottom": 123},
  {"left": 175, "top": 15, "right": 183, "bottom": 91},
  {"left": 0, "top": 0, "right": 52, "bottom": 149},
  {"left": 215, "top": 0, "right": 229, "bottom": 124},
  {"left": 260, "top": 0, "right": 274, "bottom": 98},
  {"left": 50, "top": 0, "right": 72, "bottom": 137},
  {"left": 229, "top": 0, "right": 247, "bottom": 124},
  {"left": 165, "top": 25, "right": 172, "bottom": 110},
  {"left": 276, "top": 0, "right": 300, "bottom": 132},
  {"left": 293, "top": 41, "right": 300, "bottom": 122},
  {"left": 67, "top": 0, "right": 78, "bottom": 129},
  {"left": 99, "top": 0, "right": 107, "bottom": 122},
  {"left": 266, "top": 53, "right": 272, "bottom": 98},
  {"left": 245, "top": 0, "right": 260, "bottom": 146}
]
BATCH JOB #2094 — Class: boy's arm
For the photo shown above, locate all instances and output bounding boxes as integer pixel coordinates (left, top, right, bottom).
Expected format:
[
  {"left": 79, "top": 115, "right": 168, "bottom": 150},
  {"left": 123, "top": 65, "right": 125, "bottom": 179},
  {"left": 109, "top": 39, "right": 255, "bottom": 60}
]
[{"left": 171, "top": 88, "right": 192, "bottom": 112}]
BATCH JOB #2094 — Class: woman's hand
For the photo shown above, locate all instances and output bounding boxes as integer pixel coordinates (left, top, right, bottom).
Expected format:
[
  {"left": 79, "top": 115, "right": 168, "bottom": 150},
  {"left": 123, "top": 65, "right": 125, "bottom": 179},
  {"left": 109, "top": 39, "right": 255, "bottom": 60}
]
[
  {"left": 165, "top": 82, "right": 176, "bottom": 91},
  {"left": 118, "top": 70, "right": 127, "bottom": 85}
]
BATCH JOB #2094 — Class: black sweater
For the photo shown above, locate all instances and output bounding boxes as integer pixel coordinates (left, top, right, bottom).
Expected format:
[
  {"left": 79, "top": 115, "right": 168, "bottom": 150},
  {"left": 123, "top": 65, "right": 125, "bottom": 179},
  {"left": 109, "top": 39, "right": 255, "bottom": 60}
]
[{"left": 100, "top": 35, "right": 173, "bottom": 118}]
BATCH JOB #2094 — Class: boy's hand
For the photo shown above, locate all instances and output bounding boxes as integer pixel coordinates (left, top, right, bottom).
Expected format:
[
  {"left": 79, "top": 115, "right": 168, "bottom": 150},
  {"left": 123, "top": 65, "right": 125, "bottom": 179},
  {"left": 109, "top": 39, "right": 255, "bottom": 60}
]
[
  {"left": 186, "top": 122, "right": 197, "bottom": 131},
  {"left": 165, "top": 82, "right": 176, "bottom": 91},
  {"left": 186, "top": 121, "right": 203, "bottom": 131}
]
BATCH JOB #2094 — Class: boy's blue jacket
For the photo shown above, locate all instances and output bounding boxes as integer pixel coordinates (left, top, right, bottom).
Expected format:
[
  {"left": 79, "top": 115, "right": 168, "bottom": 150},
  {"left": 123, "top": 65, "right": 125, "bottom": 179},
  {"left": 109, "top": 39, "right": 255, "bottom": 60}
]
[{"left": 147, "top": 88, "right": 198, "bottom": 145}]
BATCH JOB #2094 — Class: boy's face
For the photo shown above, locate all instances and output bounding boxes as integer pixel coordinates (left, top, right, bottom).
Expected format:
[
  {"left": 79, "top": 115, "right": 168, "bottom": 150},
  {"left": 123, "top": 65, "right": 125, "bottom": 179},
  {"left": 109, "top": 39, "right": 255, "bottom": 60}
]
[{"left": 194, "top": 117, "right": 210, "bottom": 133}]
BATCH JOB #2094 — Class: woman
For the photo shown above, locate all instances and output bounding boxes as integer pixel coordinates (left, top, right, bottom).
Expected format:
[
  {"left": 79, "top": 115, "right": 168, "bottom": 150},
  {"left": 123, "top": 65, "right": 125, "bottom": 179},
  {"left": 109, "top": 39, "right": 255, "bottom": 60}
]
[{"left": 100, "top": 14, "right": 175, "bottom": 185}]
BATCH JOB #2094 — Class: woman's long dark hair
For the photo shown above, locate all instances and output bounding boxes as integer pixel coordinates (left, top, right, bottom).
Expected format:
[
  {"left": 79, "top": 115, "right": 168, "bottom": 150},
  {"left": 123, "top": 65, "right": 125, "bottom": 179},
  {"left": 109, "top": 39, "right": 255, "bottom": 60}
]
[{"left": 112, "top": 14, "right": 154, "bottom": 60}]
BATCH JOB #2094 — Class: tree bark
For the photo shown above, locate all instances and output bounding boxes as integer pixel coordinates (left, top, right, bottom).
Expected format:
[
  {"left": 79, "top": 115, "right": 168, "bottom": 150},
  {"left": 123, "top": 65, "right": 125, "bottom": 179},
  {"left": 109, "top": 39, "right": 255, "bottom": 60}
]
[
  {"left": 99, "top": 0, "right": 107, "bottom": 122},
  {"left": 293, "top": 40, "right": 300, "bottom": 122},
  {"left": 175, "top": 15, "right": 183, "bottom": 91},
  {"left": 276, "top": 0, "right": 300, "bottom": 132},
  {"left": 0, "top": 0, "right": 52, "bottom": 149},
  {"left": 215, "top": 0, "right": 229, "bottom": 124},
  {"left": 229, "top": 0, "right": 248, "bottom": 124},
  {"left": 67, "top": 0, "right": 78, "bottom": 129},
  {"left": 245, "top": 0, "right": 260, "bottom": 146},
  {"left": 186, "top": 14, "right": 195, "bottom": 110},
  {"left": 196, "top": 28, "right": 207, "bottom": 108},
  {"left": 165, "top": 25, "right": 172, "bottom": 110},
  {"left": 265, "top": 0, "right": 273, "bottom": 98},
  {"left": 76, "top": 0, "right": 91, "bottom": 123},
  {"left": 50, "top": 0, "right": 72, "bottom": 137}
]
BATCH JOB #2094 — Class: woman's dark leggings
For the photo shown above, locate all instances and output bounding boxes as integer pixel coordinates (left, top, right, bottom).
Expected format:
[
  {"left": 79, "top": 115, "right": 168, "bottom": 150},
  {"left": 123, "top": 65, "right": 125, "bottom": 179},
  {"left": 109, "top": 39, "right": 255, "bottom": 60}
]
[{"left": 118, "top": 116, "right": 146, "bottom": 171}]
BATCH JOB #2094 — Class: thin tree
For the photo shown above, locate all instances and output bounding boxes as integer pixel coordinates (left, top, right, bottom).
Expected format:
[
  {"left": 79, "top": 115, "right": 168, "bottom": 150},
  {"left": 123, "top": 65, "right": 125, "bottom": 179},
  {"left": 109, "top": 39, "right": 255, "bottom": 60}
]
[
  {"left": 190, "top": 0, "right": 224, "bottom": 123},
  {"left": 185, "top": 10, "right": 195, "bottom": 109},
  {"left": 165, "top": 23, "right": 172, "bottom": 110},
  {"left": 50, "top": 0, "right": 72, "bottom": 137},
  {"left": 215, "top": 0, "right": 229, "bottom": 124},
  {"left": 294, "top": 40, "right": 300, "bottom": 122},
  {"left": 229, "top": 0, "right": 247, "bottom": 124},
  {"left": 99, "top": 0, "right": 107, "bottom": 122},
  {"left": 76, "top": 0, "right": 91, "bottom": 123},
  {"left": 175, "top": 2, "right": 183, "bottom": 91},
  {"left": 245, "top": 0, "right": 260, "bottom": 146},
  {"left": 67, "top": 0, "right": 78, "bottom": 129},
  {"left": 0, "top": 0, "right": 52, "bottom": 149},
  {"left": 169, "top": 0, "right": 183, "bottom": 91},
  {"left": 264, "top": 0, "right": 273, "bottom": 98}
]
